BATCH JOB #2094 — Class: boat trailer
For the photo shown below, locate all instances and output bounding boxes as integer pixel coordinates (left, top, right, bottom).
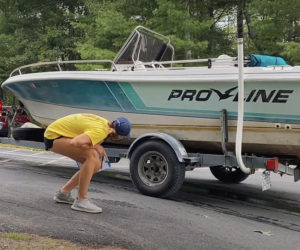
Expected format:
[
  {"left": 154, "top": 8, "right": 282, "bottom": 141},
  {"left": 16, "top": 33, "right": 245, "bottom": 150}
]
[{"left": 0, "top": 107, "right": 299, "bottom": 198}]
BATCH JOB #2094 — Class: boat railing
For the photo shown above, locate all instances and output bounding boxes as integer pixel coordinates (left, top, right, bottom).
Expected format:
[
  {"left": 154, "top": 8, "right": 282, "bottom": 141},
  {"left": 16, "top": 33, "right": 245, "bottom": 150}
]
[
  {"left": 129, "top": 56, "right": 292, "bottom": 71},
  {"left": 10, "top": 59, "right": 117, "bottom": 77},
  {"left": 130, "top": 56, "right": 237, "bottom": 71},
  {"left": 9, "top": 56, "right": 238, "bottom": 77},
  {"left": 10, "top": 56, "right": 288, "bottom": 76}
]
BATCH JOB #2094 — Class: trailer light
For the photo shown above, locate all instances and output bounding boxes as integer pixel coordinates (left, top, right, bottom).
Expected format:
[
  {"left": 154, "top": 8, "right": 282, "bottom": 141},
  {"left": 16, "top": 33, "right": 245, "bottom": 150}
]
[{"left": 266, "top": 157, "right": 279, "bottom": 171}]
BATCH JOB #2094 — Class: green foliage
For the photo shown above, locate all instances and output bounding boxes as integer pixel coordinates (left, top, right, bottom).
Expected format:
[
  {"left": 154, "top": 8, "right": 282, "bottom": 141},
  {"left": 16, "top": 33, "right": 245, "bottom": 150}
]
[
  {"left": 245, "top": 0, "right": 300, "bottom": 58},
  {"left": 0, "top": 0, "right": 86, "bottom": 100},
  {"left": 2, "top": 92, "right": 17, "bottom": 105},
  {"left": 280, "top": 42, "right": 300, "bottom": 65},
  {"left": 0, "top": 0, "right": 298, "bottom": 98},
  {"left": 72, "top": 0, "right": 140, "bottom": 64},
  {"left": 0, "top": 1, "right": 85, "bottom": 80},
  {"left": 147, "top": 0, "right": 212, "bottom": 58}
]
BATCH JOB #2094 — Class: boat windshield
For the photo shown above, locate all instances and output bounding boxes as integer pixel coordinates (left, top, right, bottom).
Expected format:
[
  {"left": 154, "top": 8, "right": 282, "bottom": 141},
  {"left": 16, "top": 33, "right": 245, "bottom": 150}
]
[{"left": 113, "top": 26, "right": 174, "bottom": 69}]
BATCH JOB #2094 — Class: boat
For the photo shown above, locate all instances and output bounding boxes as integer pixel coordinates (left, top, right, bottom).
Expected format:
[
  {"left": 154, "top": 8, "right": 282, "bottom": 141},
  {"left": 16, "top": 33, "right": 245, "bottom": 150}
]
[{"left": 2, "top": 26, "right": 300, "bottom": 160}]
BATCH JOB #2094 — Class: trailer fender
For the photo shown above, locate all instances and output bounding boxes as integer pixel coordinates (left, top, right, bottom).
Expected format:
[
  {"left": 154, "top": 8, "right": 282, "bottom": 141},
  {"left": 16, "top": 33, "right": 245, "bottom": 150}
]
[{"left": 127, "top": 132, "right": 188, "bottom": 162}]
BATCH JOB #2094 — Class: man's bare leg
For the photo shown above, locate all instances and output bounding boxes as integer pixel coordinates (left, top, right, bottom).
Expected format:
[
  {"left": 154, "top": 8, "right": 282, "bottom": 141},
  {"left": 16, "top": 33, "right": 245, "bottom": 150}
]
[
  {"left": 60, "top": 159, "right": 102, "bottom": 195},
  {"left": 60, "top": 171, "right": 80, "bottom": 193},
  {"left": 77, "top": 156, "right": 98, "bottom": 200},
  {"left": 51, "top": 137, "right": 101, "bottom": 199}
]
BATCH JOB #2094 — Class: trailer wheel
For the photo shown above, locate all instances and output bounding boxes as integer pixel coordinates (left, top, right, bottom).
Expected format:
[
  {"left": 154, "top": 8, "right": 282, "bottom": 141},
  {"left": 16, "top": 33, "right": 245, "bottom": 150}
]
[
  {"left": 130, "top": 140, "right": 185, "bottom": 198},
  {"left": 12, "top": 128, "right": 45, "bottom": 142},
  {"left": 210, "top": 166, "right": 249, "bottom": 183}
]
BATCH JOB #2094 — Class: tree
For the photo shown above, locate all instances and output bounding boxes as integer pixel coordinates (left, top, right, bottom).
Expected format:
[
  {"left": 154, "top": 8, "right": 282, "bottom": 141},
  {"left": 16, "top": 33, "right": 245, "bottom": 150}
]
[
  {"left": 0, "top": 0, "right": 299, "bottom": 94},
  {"left": 244, "top": 0, "right": 300, "bottom": 63},
  {"left": 0, "top": 0, "right": 86, "bottom": 101},
  {"left": 0, "top": 0, "right": 86, "bottom": 80},
  {"left": 74, "top": 0, "right": 141, "bottom": 63}
]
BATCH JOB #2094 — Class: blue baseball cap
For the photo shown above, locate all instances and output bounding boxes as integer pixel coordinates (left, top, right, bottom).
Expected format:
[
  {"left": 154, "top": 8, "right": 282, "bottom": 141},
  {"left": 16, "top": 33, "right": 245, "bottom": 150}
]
[{"left": 114, "top": 117, "right": 131, "bottom": 138}]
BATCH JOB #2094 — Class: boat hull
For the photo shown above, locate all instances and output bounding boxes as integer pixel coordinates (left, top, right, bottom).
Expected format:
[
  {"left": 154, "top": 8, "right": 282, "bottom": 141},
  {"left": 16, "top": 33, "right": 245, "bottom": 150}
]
[
  {"left": 2, "top": 66, "right": 300, "bottom": 159},
  {"left": 12, "top": 97, "right": 300, "bottom": 159}
]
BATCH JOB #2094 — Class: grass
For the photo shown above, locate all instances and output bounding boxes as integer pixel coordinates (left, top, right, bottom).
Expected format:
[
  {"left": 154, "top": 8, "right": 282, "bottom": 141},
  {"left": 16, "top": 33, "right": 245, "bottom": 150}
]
[
  {"left": 2, "top": 232, "right": 30, "bottom": 241},
  {"left": 0, "top": 232, "right": 125, "bottom": 250},
  {"left": 0, "top": 142, "right": 44, "bottom": 151}
]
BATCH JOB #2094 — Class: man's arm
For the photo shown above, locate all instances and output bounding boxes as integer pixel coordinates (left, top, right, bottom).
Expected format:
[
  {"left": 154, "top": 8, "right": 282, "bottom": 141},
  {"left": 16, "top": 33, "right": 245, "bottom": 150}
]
[
  {"left": 70, "top": 134, "right": 93, "bottom": 149},
  {"left": 70, "top": 133, "right": 105, "bottom": 156}
]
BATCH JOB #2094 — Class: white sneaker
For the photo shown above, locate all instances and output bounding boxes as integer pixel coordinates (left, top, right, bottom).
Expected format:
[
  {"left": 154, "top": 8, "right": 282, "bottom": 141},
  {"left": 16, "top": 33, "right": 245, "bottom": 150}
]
[
  {"left": 53, "top": 190, "right": 75, "bottom": 205},
  {"left": 71, "top": 198, "right": 102, "bottom": 213}
]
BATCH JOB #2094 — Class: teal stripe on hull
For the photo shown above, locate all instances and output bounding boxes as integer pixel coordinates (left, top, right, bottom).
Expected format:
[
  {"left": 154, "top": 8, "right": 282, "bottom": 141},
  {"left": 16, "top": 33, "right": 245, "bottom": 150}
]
[
  {"left": 4, "top": 79, "right": 300, "bottom": 124},
  {"left": 105, "top": 81, "right": 136, "bottom": 111},
  {"left": 5, "top": 80, "right": 123, "bottom": 112}
]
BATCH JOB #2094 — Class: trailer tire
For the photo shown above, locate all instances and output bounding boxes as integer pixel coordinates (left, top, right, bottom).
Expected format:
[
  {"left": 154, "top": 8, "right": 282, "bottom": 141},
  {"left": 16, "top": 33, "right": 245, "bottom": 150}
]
[
  {"left": 130, "top": 140, "right": 185, "bottom": 198},
  {"left": 210, "top": 166, "right": 249, "bottom": 183},
  {"left": 12, "top": 128, "right": 45, "bottom": 142}
]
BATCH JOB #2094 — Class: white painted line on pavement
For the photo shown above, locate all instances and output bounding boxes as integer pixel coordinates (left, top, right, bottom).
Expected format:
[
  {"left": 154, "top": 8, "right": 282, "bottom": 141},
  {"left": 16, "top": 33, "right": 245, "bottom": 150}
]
[
  {"left": 30, "top": 151, "right": 47, "bottom": 156},
  {"left": 0, "top": 151, "right": 64, "bottom": 160},
  {"left": 39, "top": 156, "right": 74, "bottom": 166},
  {"left": 5, "top": 149, "right": 22, "bottom": 153},
  {"left": 0, "top": 159, "right": 11, "bottom": 163}
]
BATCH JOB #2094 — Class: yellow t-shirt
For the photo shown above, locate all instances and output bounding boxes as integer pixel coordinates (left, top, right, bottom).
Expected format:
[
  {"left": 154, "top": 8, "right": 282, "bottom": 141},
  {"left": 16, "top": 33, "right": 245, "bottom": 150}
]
[{"left": 44, "top": 114, "right": 110, "bottom": 145}]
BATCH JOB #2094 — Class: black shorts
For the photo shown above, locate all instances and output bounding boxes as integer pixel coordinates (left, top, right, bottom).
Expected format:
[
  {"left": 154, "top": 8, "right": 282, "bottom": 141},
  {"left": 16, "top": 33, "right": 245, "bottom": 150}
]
[{"left": 44, "top": 137, "right": 61, "bottom": 151}]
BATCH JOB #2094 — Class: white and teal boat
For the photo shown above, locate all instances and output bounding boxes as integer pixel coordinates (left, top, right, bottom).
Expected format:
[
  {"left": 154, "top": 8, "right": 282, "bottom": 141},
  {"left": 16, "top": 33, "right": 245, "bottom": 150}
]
[{"left": 2, "top": 26, "right": 300, "bottom": 159}]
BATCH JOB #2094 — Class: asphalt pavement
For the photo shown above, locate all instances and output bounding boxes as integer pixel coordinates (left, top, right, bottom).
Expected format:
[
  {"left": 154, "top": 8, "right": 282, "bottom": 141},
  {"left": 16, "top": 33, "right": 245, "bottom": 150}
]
[{"left": 0, "top": 145, "right": 300, "bottom": 250}]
